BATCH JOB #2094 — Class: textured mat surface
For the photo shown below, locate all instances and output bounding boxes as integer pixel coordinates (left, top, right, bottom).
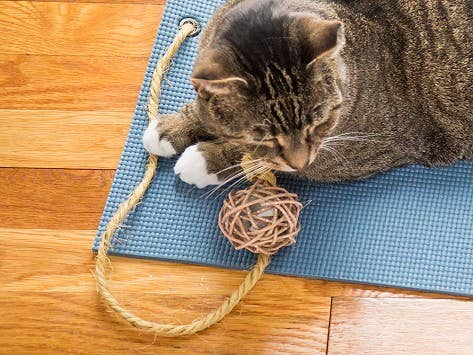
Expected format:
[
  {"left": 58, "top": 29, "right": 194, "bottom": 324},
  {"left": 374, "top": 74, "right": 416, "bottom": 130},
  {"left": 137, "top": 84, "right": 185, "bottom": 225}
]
[{"left": 94, "top": 0, "right": 473, "bottom": 296}]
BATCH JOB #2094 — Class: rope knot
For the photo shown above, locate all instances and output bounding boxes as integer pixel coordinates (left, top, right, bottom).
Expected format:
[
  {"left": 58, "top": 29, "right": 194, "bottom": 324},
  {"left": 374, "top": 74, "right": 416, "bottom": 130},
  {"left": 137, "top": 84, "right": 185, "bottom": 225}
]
[{"left": 240, "top": 154, "right": 277, "bottom": 186}]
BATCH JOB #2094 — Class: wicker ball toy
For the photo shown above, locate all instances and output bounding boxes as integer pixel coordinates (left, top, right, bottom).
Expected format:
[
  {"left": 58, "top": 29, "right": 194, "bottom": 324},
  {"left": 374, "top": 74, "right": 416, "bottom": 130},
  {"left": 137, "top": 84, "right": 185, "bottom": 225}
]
[{"left": 218, "top": 169, "right": 303, "bottom": 255}]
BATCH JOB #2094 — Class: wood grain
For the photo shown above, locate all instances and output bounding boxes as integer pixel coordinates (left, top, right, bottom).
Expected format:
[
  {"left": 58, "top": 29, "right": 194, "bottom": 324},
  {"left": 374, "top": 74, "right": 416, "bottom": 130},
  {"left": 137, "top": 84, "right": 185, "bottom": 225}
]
[
  {"left": 0, "top": 166, "right": 464, "bottom": 299},
  {"left": 0, "top": 0, "right": 330, "bottom": 354},
  {"left": 1, "top": 0, "right": 472, "bottom": 352},
  {"left": 0, "top": 228, "right": 459, "bottom": 300},
  {"left": 328, "top": 298, "right": 473, "bottom": 354},
  {"left": 0, "top": 1, "right": 164, "bottom": 56},
  {"left": 0, "top": 169, "right": 114, "bottom": 229},
  {"left": 0, "top": 54, "right": 150, "bottom": 111},
  {"left": 0, "top": 228, "right": 330, "bottom": 354},
  {"left": 17, "top": 0, "right": 165, "bottom": 4},
  {"left": 0, "top": 168, "right": 465, "bottom": 299},
  {"left": 0, "top": 110, "right": 130, "bottom": 169},
  {"left": 0, "top": 292, "right": 329, "bottom": 354}
]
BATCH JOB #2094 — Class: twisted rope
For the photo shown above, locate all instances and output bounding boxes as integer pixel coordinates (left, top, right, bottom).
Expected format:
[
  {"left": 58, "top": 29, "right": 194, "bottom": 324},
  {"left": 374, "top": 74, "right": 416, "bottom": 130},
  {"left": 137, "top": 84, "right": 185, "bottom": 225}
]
[
  {"left": 95, "top": 21, "right": 272, "bottom": 337},
  {"left": 240, "top": 154, "right": 276, "bottom": 186}
]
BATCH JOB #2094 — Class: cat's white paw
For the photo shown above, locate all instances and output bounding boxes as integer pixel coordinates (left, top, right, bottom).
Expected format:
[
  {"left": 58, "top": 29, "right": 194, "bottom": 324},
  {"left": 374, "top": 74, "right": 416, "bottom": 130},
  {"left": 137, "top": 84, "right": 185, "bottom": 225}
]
[
  {"left": 142, "top": 119, "right": 176, "bottom": 157},
  {"left": 174, "top": 145, "right": 220, "bottom": 188}
]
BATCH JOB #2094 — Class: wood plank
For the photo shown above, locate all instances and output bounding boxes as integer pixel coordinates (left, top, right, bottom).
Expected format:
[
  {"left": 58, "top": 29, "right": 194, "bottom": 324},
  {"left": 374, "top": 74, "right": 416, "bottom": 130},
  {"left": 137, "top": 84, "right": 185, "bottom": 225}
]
[
  {"left": 0, "top": 292, "right": 329, "bottom": 354},
  {"left": 328, "top": 298, "right": 473, "bottom": 354},
  {"left": 0, "top": 229, "right": 330, "bottom": 354},
  {"left": 13, "top": 0, "right": 165, "bottom": 4},
  {"left": 0, "top": 54, "right": 151, "bottom": 111},
  {"left": 0, "top": 165, "right": 467, "bottom": 299},
  {"left": 0, "top": 168, "right": 464, "bottom": 299},
  {"left": 0, "top": 169, "right": 114, "bottom": 229},
  {"left": 0, "top": 166, "right": 467, "bottom": 298},
  {"left": 0, "top": 229, "right": 465, "bottom": 300},
  {"left": 0, "top": 110, "right": 130, "bottom": 169},
  {"left": 0, "top": 1, "right": 164, "bottom": 56}
]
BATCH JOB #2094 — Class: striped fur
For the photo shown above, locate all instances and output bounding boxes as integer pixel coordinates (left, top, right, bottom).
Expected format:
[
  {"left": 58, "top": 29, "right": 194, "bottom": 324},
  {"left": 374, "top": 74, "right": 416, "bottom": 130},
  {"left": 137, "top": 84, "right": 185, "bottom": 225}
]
[{"left": 158, "top": 0, "right": 472, "bottom": 182}]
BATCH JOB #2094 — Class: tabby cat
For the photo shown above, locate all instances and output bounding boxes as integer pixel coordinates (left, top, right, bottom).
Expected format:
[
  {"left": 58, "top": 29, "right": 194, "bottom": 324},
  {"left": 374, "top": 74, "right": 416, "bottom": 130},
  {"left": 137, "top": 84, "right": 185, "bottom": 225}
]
[{"left": 143, "top": 0, "right": 473, "bottom": 188}]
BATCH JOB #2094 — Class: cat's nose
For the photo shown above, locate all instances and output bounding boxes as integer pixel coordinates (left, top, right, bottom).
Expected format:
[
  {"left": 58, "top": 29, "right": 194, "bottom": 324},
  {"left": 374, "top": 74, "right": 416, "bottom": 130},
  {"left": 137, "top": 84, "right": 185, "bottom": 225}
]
[
  {"left": 287, "top": 157, "right": 309, "bottom": 170},
  {"left": 284, "top": 149, "right": 310, "bottom": 170}
]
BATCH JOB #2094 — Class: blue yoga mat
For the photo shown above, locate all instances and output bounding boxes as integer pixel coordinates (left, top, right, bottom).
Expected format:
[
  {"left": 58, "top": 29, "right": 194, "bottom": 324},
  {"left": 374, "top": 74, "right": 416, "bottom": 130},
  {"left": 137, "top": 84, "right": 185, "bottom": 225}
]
[{"left": 94, "top": 0, "right": 473, "bottom": 297}]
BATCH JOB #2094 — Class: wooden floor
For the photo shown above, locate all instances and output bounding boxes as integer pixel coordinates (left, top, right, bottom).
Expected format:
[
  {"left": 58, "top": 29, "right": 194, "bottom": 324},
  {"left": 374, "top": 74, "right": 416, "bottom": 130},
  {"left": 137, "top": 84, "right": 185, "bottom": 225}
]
[{"left": 1, "top": 1, "right": 472, "bottom": 354}]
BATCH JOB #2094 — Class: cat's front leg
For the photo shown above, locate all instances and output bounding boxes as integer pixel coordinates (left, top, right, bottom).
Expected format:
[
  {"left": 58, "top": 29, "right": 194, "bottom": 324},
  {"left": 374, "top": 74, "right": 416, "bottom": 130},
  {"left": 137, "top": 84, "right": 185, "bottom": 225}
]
[
  {"left": 142, "top": 103, "right": 209, "bottom": 157},
  {"left": 174, "top": 141, "right": 243, "bottom": 188}
]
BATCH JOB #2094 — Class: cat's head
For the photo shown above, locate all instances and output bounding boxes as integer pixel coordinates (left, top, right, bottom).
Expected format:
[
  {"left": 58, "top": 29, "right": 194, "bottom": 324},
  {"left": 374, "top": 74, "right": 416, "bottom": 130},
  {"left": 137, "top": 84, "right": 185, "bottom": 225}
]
[{"left": 191, "top": 1, "right": 345, "bottom": 172}]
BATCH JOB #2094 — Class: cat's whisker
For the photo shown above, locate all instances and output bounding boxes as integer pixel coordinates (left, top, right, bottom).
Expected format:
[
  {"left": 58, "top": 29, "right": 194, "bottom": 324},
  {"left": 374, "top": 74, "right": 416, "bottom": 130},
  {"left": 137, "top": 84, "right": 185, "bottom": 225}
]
[
  {"left": 325, "top": 136, "right": 374, "bottom": 141},
  {"left": 324, "top": 131, "right": 380, "bottom": 139},
  {"left": 320, "top": 143, "right": 350, "bottom": 167},
  {"left": 319, "top": 146, "right": 341, "bottom": 165},
  {"left": 323, "top": 131, "right": 382, "bottom": 145},
  {"left": 202, "top": 158, "right": 265, "bottom": 199},
  {"left": 212, "top": 174, "right": 254, "bottom": 200},
  {"left": 323, "top": 139, "right": 383, "bottom": 151},
  {"left": 214, "top": 158, "right": 263, "bottom": 176},
  {"left": 216, "top": 159, "right": 265, "bottom": 185},
  {"left": 203, "top": 161, "right": 267, "bottom": 200},
  {"left": 214, "top": 168, "right": 270, "bottom": 200},
  {"left": 319, "top": 146, "right": 345, "bottom": 175},
  {"left": 203, "top": 175, "right": 245, "bottom": 200},
  {"left": 242, "top": 165, "right": 271, "bottom": 182},
  {"left": 226, "top": 163, "right": 268, "bottom": 187},
  {"left": 328, "top": 147, "right": 348, "bottom": 164},
  {"left": 213, "top": 164, "right": 270, "bottom": 200},
  {"left": 322, "top": 136, "right": 382, "bottom": 146},
  {"left": 202, "top": 169, "right": 247, "bottom": 199},
  {"left": 324, "top": 136, "right": 376, "bottom": 143},
  {"left": 327, "top": 131, "right": 380, "bottom": 137},
  {"left": 326, "top": 137, "right": 380, "bottom": 143}
]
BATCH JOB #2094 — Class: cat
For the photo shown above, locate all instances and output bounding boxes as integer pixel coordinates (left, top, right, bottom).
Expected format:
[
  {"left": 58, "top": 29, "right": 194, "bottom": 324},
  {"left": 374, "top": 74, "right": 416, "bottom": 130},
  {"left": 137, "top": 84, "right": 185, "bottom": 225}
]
[{"left": 143, "top": 0, "right": 473, "bottom": 188}]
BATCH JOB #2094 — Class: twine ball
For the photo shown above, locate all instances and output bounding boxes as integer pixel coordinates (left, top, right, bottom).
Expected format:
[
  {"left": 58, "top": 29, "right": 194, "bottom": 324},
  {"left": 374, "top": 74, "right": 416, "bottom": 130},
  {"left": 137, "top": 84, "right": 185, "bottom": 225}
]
[{"left": 218, "top": 180, "right": 303, "bottom": 255}]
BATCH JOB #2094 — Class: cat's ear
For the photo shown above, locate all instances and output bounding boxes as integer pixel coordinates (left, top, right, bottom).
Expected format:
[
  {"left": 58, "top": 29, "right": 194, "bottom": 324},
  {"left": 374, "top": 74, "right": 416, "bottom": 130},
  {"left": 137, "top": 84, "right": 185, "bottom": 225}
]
[
  {"left": 293, "top": 16, "right": 344, "bottom": 67},
  {"left": 191, "top": 49, "right": 248, "bottom": 100},
  {"left": 190, "top": 77, "right": 248, "bottom": 100}
]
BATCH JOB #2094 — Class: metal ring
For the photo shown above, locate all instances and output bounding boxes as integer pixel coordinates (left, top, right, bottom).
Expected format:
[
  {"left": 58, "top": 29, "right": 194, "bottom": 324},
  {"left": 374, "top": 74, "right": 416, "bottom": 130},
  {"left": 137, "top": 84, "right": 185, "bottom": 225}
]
[{"left": 179, "top": 18, "right": 200, "bottom": 37}]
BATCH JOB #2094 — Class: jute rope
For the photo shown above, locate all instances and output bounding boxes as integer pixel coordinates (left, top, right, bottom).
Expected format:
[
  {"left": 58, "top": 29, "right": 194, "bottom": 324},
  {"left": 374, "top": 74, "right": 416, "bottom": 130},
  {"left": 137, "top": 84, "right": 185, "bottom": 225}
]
[{"left": 95, "top": 21, "right": 272, "bottom": 337}]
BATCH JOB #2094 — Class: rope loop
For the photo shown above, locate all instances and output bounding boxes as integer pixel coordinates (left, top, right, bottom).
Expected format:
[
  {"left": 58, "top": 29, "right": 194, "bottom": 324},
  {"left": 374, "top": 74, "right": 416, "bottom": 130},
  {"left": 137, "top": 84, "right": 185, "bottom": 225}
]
[{"left": 95, "top": 19, "right": 271, "bottom": 337}]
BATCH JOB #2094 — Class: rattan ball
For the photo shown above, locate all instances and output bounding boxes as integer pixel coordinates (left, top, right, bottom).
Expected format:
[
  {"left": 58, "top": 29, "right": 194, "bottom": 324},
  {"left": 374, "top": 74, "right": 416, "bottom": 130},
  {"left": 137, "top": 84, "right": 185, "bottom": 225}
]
[{"left": 218, "top": 180, "right": 303, "bottom": 255}]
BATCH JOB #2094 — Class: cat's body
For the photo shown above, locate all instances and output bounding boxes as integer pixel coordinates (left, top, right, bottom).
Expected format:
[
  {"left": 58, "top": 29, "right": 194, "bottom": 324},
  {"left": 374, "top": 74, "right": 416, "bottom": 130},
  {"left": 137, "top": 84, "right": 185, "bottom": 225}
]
[
  {"left": 143, "top": 0, "right": 473, "bottom": 188},
  {"left": 309, "top": 0, "right": 473, "bottom": 181}
]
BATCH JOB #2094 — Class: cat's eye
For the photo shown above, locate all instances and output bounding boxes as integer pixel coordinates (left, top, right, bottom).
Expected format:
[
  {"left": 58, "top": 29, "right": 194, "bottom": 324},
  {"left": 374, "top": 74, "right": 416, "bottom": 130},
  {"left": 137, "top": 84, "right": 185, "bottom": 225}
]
[
  {"left": 311, "top": 103, "right": 323, "bottom": 117},
  {"left": 262, "top": 138, "right": 278, "bottom": 146},
  {"left": 262, "top": 137, "right": 277, "bottom": 143},
  {"left": 305, "top": 128, "right": 316, "bottom": 143},
  {"left": 252, "top": 137, "right": 278, "bottom": 148}
]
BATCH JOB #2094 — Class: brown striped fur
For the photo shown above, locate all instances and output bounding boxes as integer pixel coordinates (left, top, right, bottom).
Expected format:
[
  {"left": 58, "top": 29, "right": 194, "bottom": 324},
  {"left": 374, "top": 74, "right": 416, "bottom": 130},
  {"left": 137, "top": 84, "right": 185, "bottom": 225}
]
[{"left": 156, "top": 0, "right": 472, "bottom": 183}]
